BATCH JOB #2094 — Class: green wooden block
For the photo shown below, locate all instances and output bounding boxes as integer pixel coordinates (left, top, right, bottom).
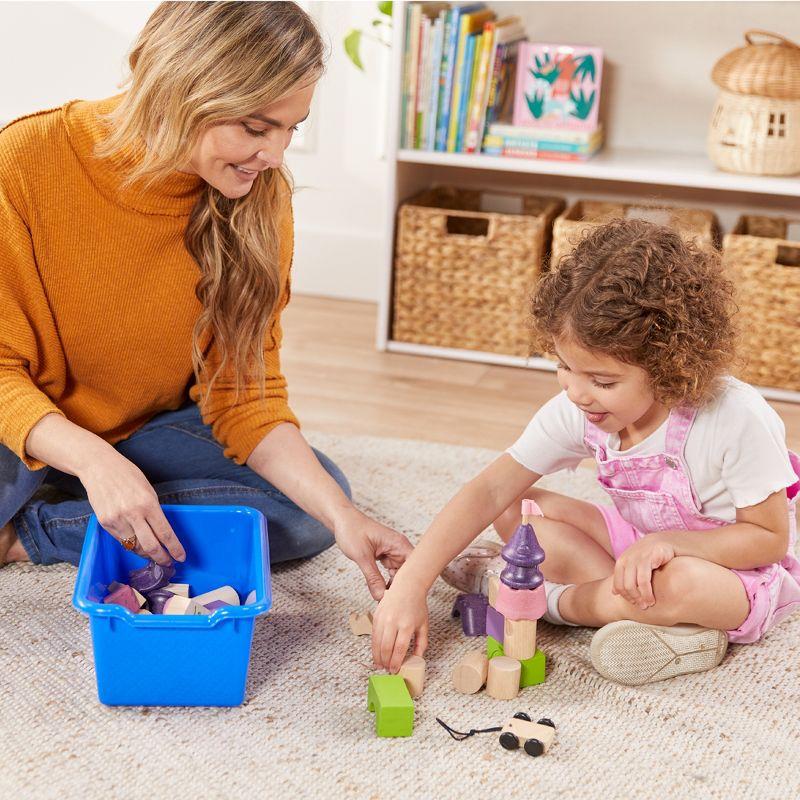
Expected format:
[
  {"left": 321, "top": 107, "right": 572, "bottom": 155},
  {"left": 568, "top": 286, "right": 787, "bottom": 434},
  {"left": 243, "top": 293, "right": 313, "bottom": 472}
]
[
  {"left": 486, "top": 635, "right": 504, "bottom": 660},
  {"left": 367, "top": 674, "right": 414, "bottom": 737},
  {"left": 487, "top": 638, "right": 546, "bottom": 686},
  {"left": 519, "top": 648, "right": 546, "bottom": 687}
]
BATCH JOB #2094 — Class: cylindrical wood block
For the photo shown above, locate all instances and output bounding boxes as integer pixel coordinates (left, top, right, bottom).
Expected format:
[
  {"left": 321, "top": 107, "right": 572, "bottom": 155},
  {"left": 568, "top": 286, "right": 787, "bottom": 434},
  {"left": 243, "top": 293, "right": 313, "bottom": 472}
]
[
  {"left": 399, "top": 655, "right": 426, "bottom": 698},
  {"left": 503, "top": 618, "right": 537, "bottom": 660},
  {"left": 452, "top": 650, "right": 489, "bottom": 694},
  {"left": 495, "top": 582, "right": 546, "bottom": 621},
  {"left": 486, "top": 656, "right": 521, "bottom": 700}
]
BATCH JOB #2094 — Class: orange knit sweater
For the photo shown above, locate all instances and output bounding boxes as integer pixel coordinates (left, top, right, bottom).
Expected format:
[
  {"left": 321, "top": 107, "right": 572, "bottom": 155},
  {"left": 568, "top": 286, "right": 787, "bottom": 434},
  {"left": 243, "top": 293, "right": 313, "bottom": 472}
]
[{"left": 0, "top": 96, "right": 298, "bottom": 471}]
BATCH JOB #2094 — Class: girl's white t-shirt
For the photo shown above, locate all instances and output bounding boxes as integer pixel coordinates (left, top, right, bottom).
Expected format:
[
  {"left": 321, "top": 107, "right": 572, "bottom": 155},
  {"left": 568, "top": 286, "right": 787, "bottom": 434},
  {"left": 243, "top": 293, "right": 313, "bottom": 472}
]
[{"left": 507, "top": 376, "right": 797, "bottom": 522}]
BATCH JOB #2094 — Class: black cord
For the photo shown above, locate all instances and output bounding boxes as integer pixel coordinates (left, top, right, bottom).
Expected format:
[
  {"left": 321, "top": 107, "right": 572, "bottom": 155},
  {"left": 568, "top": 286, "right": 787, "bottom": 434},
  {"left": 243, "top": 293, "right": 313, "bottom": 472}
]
[{"left": 436, "top": 717, "right": 502, "bottom": 741}]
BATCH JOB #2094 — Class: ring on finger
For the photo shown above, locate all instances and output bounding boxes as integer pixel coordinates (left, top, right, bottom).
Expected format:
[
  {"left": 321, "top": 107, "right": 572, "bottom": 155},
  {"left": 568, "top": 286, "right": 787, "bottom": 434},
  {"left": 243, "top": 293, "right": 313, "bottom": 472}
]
[{"left": 121, "top": 535, "right": 138, "bottom": 552}]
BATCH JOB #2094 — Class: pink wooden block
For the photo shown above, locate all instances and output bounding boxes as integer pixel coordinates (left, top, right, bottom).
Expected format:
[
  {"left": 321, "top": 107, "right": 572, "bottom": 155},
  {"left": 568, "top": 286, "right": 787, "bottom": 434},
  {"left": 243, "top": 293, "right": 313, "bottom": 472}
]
[
  {"left": 494, "top": 582, "right": 546, "bottom": 621},
  {"left": 521, "top": 498, "right": 543, "bottom": 517},
  {"left": 104, "top": 585, "right": 140, "bottom": 614}
]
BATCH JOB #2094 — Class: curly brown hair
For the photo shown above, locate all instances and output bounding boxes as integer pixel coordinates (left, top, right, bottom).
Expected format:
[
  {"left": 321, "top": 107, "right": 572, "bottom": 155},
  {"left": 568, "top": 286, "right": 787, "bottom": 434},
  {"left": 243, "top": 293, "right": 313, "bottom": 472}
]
[{"left": 531, "top": 219, "right": 738, "bottom": 407}]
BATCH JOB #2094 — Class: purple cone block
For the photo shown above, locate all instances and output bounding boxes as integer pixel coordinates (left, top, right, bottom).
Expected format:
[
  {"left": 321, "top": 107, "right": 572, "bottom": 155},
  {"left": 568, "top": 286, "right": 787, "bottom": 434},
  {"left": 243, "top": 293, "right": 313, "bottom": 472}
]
[
  {"left": 128, "top": 561, "right": 176, "bottom": 594},
  {"left": 500, "top": 522, "right": 545, "bottom": 590},
  {"left": 145, "top": 588, "right": 175, "bottom": 614},
  {"left": 451, "top": 593, "right": 488, "bottom": 636}
]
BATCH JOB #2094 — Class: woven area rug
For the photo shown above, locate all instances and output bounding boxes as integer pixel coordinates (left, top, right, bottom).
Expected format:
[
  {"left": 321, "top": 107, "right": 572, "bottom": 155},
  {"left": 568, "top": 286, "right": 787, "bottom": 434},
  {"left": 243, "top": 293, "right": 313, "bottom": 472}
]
[{"left": 1, "top": 432, "right": 798, "bottom": 800}]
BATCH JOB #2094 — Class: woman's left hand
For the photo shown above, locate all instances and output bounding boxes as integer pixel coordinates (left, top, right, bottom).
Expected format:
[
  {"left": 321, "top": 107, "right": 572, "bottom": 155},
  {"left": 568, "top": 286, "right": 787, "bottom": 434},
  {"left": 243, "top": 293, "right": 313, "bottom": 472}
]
[
  {"left": 612, "top": 534, "right": 676, "bottom": 610},
  {"left": 333, "top": 507, "right": 414, "bottom": 600}
]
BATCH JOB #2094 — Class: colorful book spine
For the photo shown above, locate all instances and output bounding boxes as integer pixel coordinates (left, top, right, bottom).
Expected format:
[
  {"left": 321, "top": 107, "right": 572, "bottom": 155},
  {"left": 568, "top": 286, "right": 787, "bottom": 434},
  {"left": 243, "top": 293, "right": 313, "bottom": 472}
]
[
  {"left": 414, "top": 15, "right": 431, "bottom": 148},
  {"left": 404, "top": 3, "right": 423, "bottom": 149},
  {"left": 464, "top": 22, "right": 495, "bottom": 153},
  {"left": 447, "top": 8, "right": 493, "bottom": 152},
  {"left": 488, "top": 122, "right": 603, "bottom": 143},
  {"left": 455, "top": 33, "right": 478, "bottom": 152},
  {"left": 425, "top": 14, "right": 446, "bottom": 151}
]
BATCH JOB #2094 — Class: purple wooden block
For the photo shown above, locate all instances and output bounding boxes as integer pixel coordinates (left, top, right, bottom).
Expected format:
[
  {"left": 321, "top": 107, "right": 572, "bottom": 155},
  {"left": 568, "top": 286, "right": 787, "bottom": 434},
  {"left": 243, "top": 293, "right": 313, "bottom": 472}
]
[
  {"left": 204, "top": 600, "right": 231, "bottom": 612},
  {"left": 104, "top": 585, "right": 139, "bottom": 614},
  {"left": 486, "top": 605, "right": 505, "bottom": 643},
  {"left": 500, "top": 523, "right": 545, "bottom": 590},
  {"left": 451, "top": 593, "right": 488, "bottom": 636},
  {"left": 145, "top": 588, "right": 175, "bottom": 614},
  {"left": 128, "top": 561, "right": 176, "bottom": 594}
]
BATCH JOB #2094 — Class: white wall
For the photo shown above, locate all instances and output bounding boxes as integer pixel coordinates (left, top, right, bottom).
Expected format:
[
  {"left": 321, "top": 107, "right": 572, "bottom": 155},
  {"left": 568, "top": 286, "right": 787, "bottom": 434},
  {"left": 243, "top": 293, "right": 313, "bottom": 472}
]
[{"left": 0, "top": 0, "right": 389, "bottom": 302}]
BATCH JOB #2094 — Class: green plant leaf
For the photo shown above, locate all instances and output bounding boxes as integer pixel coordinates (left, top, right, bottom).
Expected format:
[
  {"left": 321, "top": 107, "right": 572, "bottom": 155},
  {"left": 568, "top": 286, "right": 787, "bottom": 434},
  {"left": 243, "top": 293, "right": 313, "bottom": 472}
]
[
  {"left": 344, "top": 29, "right": 364, "bottom": 70},
  {"left": 378, "top": 1, "right": 393, "bottom": 17}
]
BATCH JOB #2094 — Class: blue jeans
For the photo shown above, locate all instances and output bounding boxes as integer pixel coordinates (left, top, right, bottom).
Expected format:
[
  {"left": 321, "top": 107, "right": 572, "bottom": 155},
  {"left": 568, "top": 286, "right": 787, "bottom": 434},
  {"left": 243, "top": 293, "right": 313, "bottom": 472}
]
[{"left": 0, "top": 403, "right": 348, "bottom": 566}]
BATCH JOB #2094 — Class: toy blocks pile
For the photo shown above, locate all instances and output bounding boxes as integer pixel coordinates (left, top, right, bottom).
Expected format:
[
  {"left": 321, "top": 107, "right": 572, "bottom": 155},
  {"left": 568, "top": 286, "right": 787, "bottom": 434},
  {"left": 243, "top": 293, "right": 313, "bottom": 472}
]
[
  {"left": 453, "top": 499, "right": 547, "bottom": 700},
  {"left": 103, "top": 560, "right": 255, "bottom": 616}
]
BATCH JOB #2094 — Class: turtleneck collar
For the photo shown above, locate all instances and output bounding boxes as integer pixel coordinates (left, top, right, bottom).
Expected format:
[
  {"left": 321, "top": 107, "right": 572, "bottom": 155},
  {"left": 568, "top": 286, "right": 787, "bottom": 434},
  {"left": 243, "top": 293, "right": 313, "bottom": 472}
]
[{"left": 63, "top": 93, "right": 204, "bottom": 217}]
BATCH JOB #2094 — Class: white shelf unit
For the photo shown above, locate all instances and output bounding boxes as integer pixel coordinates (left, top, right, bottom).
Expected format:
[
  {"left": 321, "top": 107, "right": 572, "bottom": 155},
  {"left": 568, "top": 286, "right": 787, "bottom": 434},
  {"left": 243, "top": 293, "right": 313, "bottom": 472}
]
[{"left": 377, "top": 1, "right": 800, "bottom": 404}]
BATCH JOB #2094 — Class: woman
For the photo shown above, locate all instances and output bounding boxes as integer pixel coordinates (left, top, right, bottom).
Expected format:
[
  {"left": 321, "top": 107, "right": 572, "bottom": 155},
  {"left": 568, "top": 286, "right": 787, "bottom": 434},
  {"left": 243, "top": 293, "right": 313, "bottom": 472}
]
[{"left": 0, "top": 1, "right": 411, "bottom": 599}]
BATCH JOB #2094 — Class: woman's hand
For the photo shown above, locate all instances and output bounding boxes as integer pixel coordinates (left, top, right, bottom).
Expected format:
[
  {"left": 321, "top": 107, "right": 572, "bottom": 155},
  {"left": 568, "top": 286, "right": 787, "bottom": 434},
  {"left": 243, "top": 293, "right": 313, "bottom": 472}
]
[
  {"left": 613, "top": 534, "right": 676, "bottom": 609},
  {"left": 333, "top": 506, "right": 413, "bottom": 600},
  {"left": 79, "top": 450, "right": 186, "bottom": 566},
  {"left": 371, "top": 580, "right": 429, "bottom": 673}
]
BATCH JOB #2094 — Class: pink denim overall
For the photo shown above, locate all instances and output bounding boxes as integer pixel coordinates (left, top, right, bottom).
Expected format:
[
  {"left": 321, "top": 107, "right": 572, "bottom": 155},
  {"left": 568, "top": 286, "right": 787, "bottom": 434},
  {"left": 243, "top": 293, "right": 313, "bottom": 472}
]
[{"left": 584, "top": 406, "right": 800, "bottom": 643}]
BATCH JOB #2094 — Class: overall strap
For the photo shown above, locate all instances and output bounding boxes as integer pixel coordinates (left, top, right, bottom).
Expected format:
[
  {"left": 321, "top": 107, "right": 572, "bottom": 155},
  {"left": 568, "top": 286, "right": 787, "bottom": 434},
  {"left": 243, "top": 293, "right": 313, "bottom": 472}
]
[{"left": 663, "top": 406, "right": 697, "bottom": 461}]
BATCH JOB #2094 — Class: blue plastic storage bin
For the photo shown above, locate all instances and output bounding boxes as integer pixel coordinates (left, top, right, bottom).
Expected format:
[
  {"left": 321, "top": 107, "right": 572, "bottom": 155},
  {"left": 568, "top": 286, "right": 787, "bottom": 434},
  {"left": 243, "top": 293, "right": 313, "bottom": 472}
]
[{"left": 72, "top": 504, "right": 271, "bottom": 707}]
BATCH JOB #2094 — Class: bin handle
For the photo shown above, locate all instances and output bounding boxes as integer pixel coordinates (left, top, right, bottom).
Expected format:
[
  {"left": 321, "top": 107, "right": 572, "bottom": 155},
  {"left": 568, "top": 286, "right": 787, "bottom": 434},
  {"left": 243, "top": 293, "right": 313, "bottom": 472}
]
[{"left": 443, "top": 213, "right": 495, "bottom": 240}]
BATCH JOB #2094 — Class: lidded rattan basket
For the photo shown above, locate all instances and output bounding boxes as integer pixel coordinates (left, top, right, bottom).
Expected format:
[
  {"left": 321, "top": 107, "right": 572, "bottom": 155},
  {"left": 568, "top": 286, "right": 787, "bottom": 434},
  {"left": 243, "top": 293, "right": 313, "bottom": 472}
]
[
  {"left": 392, "top": 187, "right": 564, "bottom": 356},
  {"left": 708, "top": 30, "right": 800, "bottom": 176}
]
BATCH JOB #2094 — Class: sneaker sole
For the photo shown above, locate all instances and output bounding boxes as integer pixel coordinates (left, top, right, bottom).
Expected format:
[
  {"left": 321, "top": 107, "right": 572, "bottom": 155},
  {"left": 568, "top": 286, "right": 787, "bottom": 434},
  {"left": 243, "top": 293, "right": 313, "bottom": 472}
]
[{"left": 589, "top": 620, "right": 728, "bottom": 686}]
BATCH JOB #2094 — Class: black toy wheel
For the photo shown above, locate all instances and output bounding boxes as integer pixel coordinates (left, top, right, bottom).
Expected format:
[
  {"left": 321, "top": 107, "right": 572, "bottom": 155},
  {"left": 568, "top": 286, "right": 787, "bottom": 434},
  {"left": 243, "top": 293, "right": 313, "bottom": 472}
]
[
  {"left": 537, "top": 718, "right": 555, "bottom": 729},
  {"left": 524, "top": 738, "right": 544, "bottom": 757},
  {"left": 513, "top": 712, "right": 531, "bottom": 722},
  {"left": 499, "top": 732, "right": 520, "bottom": 751}
]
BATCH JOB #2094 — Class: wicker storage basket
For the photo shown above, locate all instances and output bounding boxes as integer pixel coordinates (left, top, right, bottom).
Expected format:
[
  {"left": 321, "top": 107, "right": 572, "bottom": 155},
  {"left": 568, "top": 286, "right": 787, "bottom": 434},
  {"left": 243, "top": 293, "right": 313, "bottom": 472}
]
[
  {"left": 723, "top": 215, "right": 800, "bottom": 391},
  {"left": 551, "top": 200, "right": 720, "bottom": 267},
  {"left": 708, "top": 30, "right": 800, "bottom": 176},
  {"left": 392, "top": 187, "right": 565, "bottom": 356}
]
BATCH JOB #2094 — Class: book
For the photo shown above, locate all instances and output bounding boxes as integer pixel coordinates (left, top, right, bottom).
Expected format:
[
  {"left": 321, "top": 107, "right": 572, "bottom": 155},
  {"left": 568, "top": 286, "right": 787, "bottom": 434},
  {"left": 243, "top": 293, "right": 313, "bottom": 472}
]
[
  {"left": 424, "top": 12, "right": 446, "bottom": 151},
  {"left": 436, "top": 4, "right": 482, "bottom": 152},
  {"left": 447, "top": 7, "right": 494, "bottom": 152},
  {"left": 454, "top": 32, "right": 479, "bottom": 152},
  {"left": 403, "top": 3, "right": 423, "bottom": 148},
  {"left": 483, "top": 31, "right": 526, "bottom": 142},
  {"left": 487, "top": 121, "right": 604, "bottom": 144},
  {"left": 414, "top": 14, "right": 431, "bottom": 148},
  {"left": 463, "top": 21, "right": 495, "bottom": 153},
  {"left": 513, "top": 42, "right": 604, "bottom": 131},
  {"left": 486, "top": 135, "right": 602, "bottom": 154}
]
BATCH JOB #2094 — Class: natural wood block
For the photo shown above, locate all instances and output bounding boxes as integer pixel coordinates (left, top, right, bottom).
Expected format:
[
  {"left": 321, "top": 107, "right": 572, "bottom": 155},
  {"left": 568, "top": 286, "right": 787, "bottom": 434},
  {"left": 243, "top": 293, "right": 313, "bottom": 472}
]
[
  {"left": 163, "top": 583, "right": 191, "bottom": 597},
  {"left": 488, "top": 574, "right": 500, "bottom": 607},
  {"left": 452, "top": 650, "right": 489, "bottom": 694},
  {"left": 193, "top": 585, "right": 240, "bottom": 606},
  {"left": 486, "top": 656, "right": 521, "bottom": 700},
  {"left": 399, "top": 655, "right": 426, "bottom": 698},
  {"left": 349, "top": 611, "right": 373, "bottom": 636},
  {"left": 504, "top": 618, "right": 537, "bottom": 660},
  {"left": 131, "top": 587, "right": 147, "bottom": 608},
  {"left": 163, "top": 595, "right": 210, "bottom": 615}
]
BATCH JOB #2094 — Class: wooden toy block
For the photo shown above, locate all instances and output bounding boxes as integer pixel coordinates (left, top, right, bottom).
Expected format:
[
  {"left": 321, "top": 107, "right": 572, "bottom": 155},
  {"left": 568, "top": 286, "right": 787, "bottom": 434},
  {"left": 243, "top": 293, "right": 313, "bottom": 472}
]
[
  {"left": 486, "top": 656, "right": 521, "bottom": 700},
  {"left": 487, "top": 575, "right": 500, "bottom": 607},
  {"left": 486, "top": 635, "right": 504, "bottom": 660},
  {"left": 486, "top": 605, "right": 505, "bottom": 642},
  {"left": 519, "top": 649, "right": 546, "bottom": 687},
  {"left": 399, "top": 655, "right": 426, "bottom": 698},
  {"left": 452, "top": 593, "right": 488, "bottom": 636},
  {"left": 349, "top": 611, "right": 373, "bottom": 636},
  {"left": 495, "top": 582, "right": 545, "bottom": 621},
  {"left": 503, "top": 618, "right": 537, "bottom": 661},
  {"left": 104, "top": 585, "right": 139, "bottom": 614},
  {"left": 138, "top": 609, "right": 153, "bottom": 615},
  {"left": 163, "top": 595, "right": 210, "bottom": 615},
  {"left": 245, "top": 590, "right": 257, "bottom": 605},
  {"left": 367, "top": 674, "right": 414, "bottom": 737},
  {"left": 163, "top": 583, "right": 191, "bottom": 597},
  {"left": 132, "top": 587, "right": 147, "bottom": 608},
  {"left": 452, "top": 650, "right": 489, "bottom": 694},
  {"left": 193, "top": 585, "right": 239, "bottom": 607},
  {"left": 204, "top": 600, "right": 231, "bottom": 611}
]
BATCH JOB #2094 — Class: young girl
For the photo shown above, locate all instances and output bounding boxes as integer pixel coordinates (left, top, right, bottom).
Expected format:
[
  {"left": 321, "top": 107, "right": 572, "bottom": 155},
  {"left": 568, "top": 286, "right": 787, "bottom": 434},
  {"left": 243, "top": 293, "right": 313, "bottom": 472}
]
[{"left": 371, "top": 219, "right": 800, "bottom": 685}]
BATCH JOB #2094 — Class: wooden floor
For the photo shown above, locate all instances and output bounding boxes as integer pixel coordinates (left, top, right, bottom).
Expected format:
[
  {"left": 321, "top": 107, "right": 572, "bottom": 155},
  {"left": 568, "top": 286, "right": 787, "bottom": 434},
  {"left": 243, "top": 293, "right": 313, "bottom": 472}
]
[{"left": 282, "top": 295, "right": 800, "bottom": 455}]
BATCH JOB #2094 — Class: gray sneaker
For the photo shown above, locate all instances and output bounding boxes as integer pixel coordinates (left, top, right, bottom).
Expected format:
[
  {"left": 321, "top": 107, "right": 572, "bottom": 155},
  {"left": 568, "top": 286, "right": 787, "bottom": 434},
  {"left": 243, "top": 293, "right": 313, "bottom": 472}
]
[
  {"left": 440, "top": 539, "right": 505, "bottom": 595},
  {"left": 590, "top": 620, "right": 728, "bottom": 686}
]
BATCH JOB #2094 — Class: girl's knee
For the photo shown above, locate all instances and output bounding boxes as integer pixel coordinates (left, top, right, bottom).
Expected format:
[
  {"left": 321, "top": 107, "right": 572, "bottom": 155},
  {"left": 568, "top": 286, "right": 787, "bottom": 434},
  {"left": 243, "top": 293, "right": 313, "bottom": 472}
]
[{"left": 652, "top": 556, "right": 708, "bottom": 616}]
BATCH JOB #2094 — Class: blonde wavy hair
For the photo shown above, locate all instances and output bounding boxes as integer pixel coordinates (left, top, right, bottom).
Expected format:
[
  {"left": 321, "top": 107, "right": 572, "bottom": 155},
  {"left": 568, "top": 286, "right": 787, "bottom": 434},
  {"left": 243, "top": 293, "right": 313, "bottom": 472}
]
[
  {"left": 95, "top": 1, "right": 325, "bottom": 403},
  {"left": 531, "top": 219, "right": 738, "bottom": 407}
]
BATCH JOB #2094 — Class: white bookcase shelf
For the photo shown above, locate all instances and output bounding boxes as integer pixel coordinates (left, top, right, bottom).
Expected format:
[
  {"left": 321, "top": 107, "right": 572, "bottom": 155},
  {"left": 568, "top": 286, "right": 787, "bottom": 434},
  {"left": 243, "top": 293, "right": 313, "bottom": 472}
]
[{"left": 378, "top": 1, "right": 800, "bottom": 404}]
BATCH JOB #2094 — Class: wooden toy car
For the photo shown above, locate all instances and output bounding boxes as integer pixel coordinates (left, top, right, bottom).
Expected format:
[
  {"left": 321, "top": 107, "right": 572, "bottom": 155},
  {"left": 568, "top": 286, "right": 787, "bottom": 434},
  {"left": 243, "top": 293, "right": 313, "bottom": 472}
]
[{"left": 498, "top": 712, "right": 556, "bottom": 757}]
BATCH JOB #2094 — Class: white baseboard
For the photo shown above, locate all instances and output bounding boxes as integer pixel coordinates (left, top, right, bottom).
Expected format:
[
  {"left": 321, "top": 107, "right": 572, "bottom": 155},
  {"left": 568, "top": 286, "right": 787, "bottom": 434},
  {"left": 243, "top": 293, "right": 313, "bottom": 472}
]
[{"left": 292, "top": 226, "right": 384, "bottom": 302}]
